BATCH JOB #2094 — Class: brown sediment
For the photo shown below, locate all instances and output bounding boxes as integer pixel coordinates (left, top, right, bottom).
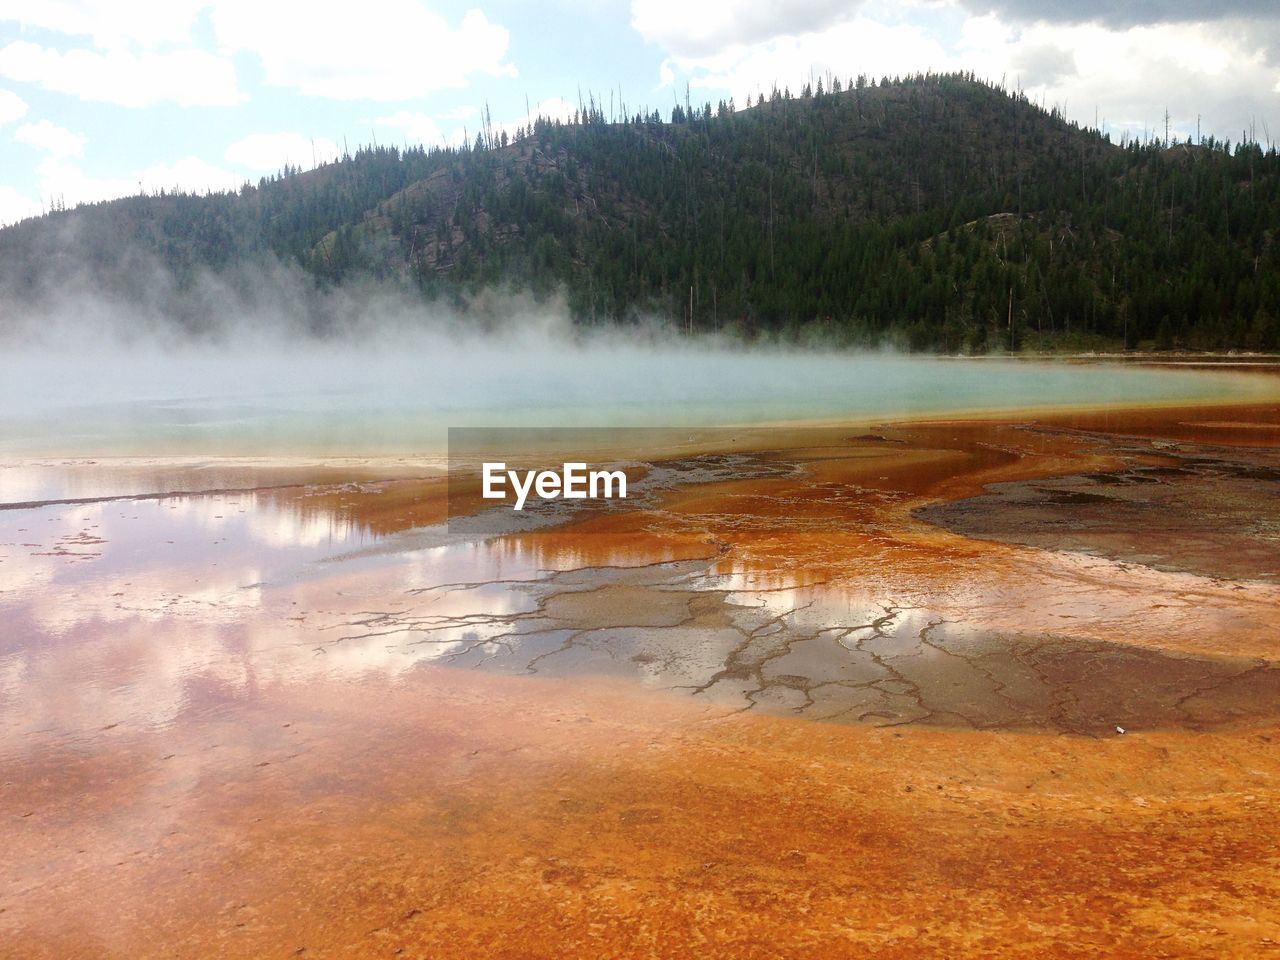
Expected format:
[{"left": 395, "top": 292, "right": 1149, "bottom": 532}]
[
  {"left": 915, "top": 425, "right": 1280, "bottom": 584},
  {"left": 3, "top": 668, "right": 1279, "bottom": 959},
  {"left": 1024, "top": 401, "right": 1280, "bottom": 449},
  {"left": 280, "top": 474, "right": 452, "bottom": 535},
  {"left": 3, "top": 397, "right": 1280, "bottom": 957}
]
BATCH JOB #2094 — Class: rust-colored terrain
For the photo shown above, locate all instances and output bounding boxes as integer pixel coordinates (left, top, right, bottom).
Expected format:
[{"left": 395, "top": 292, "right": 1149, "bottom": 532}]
[{"left": 3, "top": 401, "right": 1279, "bottom": 958}]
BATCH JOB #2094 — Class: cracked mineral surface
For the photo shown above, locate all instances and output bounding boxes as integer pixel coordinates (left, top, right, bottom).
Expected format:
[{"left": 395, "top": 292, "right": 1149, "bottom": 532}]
[{"left": 3, "top": 397, "right": 1280, "bottom": 958}]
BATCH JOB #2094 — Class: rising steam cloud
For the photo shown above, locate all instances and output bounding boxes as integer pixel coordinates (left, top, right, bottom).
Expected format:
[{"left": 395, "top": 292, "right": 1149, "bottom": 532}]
[{"left": 0, "top": 246, "right": 1261, "bottom": 459}]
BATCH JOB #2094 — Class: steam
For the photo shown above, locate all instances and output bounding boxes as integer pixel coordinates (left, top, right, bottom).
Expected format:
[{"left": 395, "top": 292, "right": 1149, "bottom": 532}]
[{"left": 0, "top": 253, "right": 1265, "bottom": 458}]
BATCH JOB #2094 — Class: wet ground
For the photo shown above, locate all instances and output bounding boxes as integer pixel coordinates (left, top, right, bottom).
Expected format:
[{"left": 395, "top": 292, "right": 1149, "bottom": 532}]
[
  {"left": 321, "top": 550, "right": 1280, "bottom": 736},
  {"left": 3, "top": 398, "right": 1280, "bottom": 957},
  {"left": 917, "top": 423, "right": 1280, "bottom": 583}
]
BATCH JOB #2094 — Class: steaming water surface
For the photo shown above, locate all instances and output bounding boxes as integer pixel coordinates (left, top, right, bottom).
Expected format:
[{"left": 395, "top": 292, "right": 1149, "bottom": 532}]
[
  {"left": 5, "top": 344, "right": 1280, "bottom": 960},
  {"left": 0, "top": 345, "right": 1270, "bottom": 462}
]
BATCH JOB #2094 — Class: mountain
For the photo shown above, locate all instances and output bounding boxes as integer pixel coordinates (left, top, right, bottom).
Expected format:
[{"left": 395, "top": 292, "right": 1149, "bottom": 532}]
[{"left": 2, "top": 72, "right": 1278, "bottom": 351}]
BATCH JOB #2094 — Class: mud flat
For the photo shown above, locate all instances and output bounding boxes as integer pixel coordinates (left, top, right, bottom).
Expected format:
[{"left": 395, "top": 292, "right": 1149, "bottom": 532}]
[
  {"left": 3, "top": 396, "right": 1280, "bottom": 957},
  {"left": 916, "top": 420, "right": 1280, "bottom": 583}
]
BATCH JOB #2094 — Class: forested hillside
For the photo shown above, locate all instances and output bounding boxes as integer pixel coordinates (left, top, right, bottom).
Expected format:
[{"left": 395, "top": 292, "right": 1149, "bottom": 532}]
[{"left": 3, "top": 72, "right": 1278, "bottom": 351}]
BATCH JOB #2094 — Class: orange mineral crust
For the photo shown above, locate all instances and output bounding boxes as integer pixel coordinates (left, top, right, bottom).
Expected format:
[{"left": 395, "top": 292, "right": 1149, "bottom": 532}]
[
  {"left": 3, "top": 397, "right": 1280, "bottom": 958},
  {"left": 3, "top": 669, "right": 1278, "bottom": 959}
]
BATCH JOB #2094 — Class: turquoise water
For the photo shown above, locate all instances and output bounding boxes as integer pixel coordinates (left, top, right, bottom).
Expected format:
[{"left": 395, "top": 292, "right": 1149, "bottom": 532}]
[{"left": 0, "top": 342, "right": 1273, "bottom": 457}]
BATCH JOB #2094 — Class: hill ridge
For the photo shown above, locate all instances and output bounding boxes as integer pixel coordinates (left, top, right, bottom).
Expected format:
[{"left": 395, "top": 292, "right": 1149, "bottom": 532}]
[{"left": 2, "top": 73, "right": 1277, "bottom": 351}]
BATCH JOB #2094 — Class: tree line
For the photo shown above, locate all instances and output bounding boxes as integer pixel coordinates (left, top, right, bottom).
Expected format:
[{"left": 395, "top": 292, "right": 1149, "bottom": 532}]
[{"left": 2, "top": 72, "right": 1277, "bottom": 351}]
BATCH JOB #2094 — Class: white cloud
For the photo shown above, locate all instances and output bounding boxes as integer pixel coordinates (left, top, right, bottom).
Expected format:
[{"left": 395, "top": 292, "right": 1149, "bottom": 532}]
[
  {"left": 0, "top": 0, "right": 208, "bottom": 50},
  {"left": 210, "top": 1, "right": 516, "bottom": 101},
  {"left": 529, "top": 97, "right": 577, "bottom": 123},
  {"left": 660, "top": 16, "right": 955, "bottom": 104},
  {"left": 0, "top": 138, "right": 247, "bottom": 227},
  {"left": 0, "top": 86, "right": 25, "bottom": 124},
  {"left": 374, "top": 111, "right": 464, "bottom": 147},
  {"left": 374, "top": 99, "right": 570, "bottom": 149},
  {"left": 30, "top": 154, "right": 245, "bottom": 212},
  {"left": 430, "top": 97, "right": 579, "bottom": 147},
  {"left": 133, "top": 156, "right": 247, "bottom": 194},
  {"left": 957, "top": 16, "right": 1280, "bottom": 141},
  {"left": 959, "top": 0, "right": 1277, "bottom": 30},
  {"left": 642, "top": 2, "right": 1280, "bottom": 145},
  {"left": 14, "top": 119, "right": 86, "bottom": 157},
  {"left": 494, "top": 96, "right": 576, "bottom": 140},
  {"left": 0, "top": 3, "right": 516, "bottom": 107},
  {"left": 631, "top": 0, "right": 859, "bottom": 58},
  {"left": 0, "top": 184, "right": 41, "bottom": 225},
  {"left": 225, "top": 132, "right": 340, "bottom": 171},
  {"left": 0, "top": 41, "right": 241, "bottom": 107},
  {"left": 441, "top": 104, "right": 479, "bottom": 121}
]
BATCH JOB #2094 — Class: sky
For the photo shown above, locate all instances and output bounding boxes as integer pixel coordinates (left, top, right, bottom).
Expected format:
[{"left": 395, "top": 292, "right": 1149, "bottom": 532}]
[{"left": 1, "top": 0, "right": 1278, "bottom": 226}]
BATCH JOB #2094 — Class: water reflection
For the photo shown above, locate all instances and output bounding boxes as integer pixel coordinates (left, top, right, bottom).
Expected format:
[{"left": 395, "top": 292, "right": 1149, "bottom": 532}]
[
  {"left": 4, "top": 402, "right": 1280, "bottom": 761},
  {"left": 0, "top": 456, "right": 446, "bottom": 509},
  {"left": 0, "top": 479, "right": 617, "bottom": 754}
]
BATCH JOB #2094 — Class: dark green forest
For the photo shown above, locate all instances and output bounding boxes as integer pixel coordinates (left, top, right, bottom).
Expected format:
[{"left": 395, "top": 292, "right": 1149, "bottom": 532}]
[{"left": 3, "top": 72, "right": 1279, "bottom": 351}]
